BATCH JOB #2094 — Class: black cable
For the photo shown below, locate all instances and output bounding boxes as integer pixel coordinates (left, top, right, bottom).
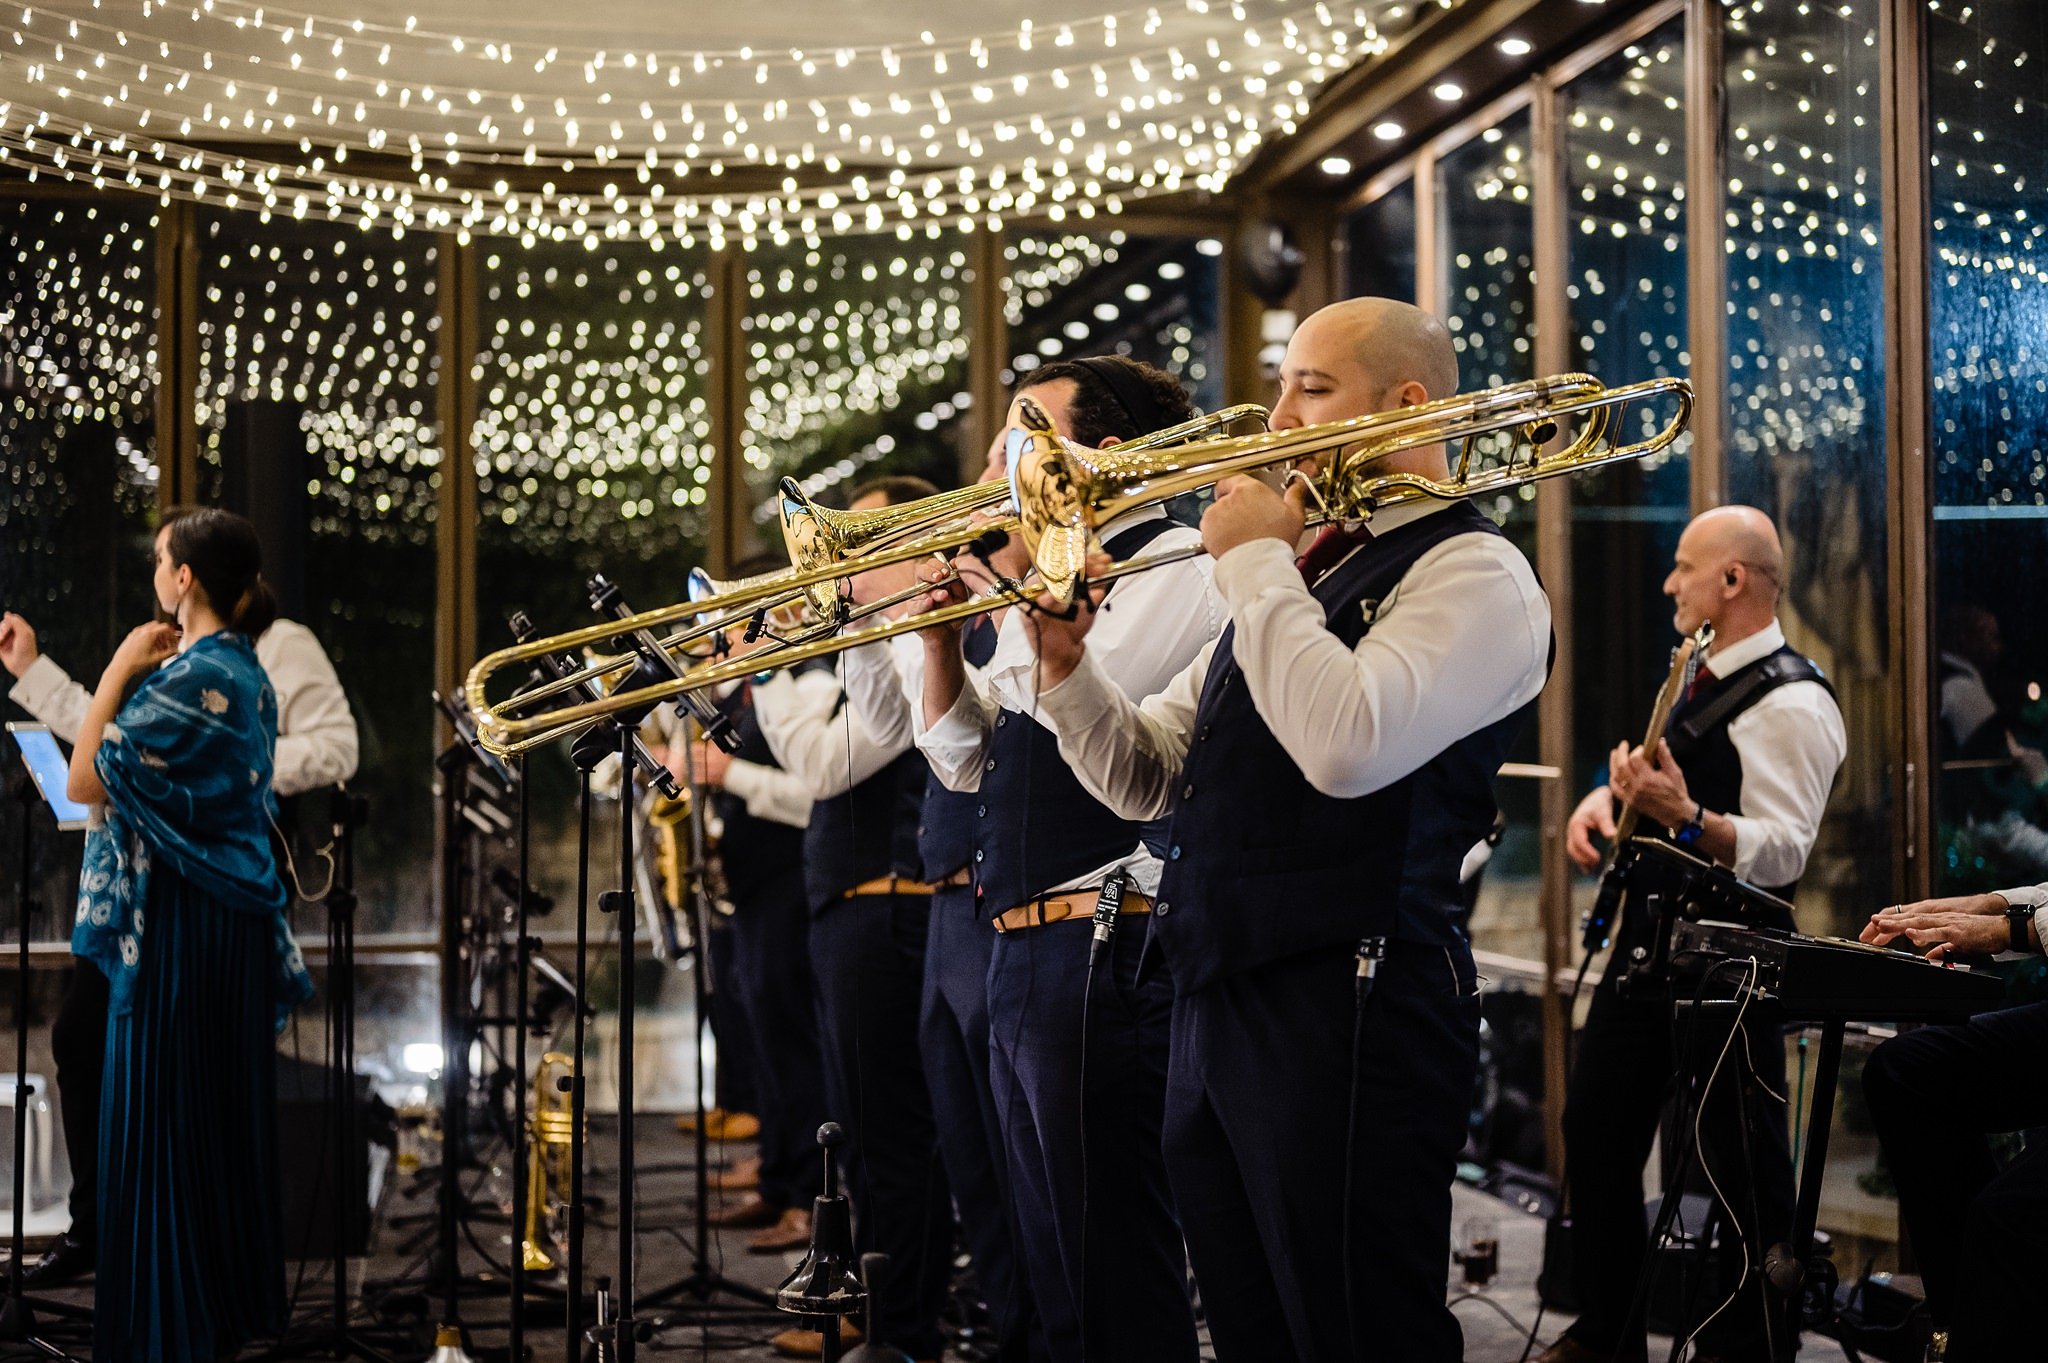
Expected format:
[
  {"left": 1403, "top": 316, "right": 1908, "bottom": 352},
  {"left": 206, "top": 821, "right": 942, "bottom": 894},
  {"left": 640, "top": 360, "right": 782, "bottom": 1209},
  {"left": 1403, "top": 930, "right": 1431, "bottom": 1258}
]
[{"left": 1341, "top": 936, "right": 1388, "bottom": 1361}]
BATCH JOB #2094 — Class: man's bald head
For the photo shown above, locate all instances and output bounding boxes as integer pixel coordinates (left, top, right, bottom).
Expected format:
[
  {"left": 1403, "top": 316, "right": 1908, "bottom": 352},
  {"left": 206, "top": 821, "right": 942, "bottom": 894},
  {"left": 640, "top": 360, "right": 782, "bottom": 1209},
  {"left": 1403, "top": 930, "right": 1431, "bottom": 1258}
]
[
  {"left": 1688, "top": 505, "right": 1785, "bottom": 602},
  {"left": 1298, "top": 297, "right": 1460, "bottom": 406},
  {"left": 1665, "top": 503, "right": 1788, "bottom": 641}
]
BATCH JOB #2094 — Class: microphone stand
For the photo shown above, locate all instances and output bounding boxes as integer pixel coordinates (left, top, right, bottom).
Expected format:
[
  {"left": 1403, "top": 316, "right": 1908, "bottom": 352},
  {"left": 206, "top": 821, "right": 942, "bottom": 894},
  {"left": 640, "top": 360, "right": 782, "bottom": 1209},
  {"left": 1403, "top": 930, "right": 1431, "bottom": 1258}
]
[
  {"left": 579, "top": 578, "right": 777, "bottom": 1329},
  {"left": 256, "top": 790, "right": 402, "bottom": 1363},
  {"left": 0, "top": 764, "right": 89, "bottom": 1359}
]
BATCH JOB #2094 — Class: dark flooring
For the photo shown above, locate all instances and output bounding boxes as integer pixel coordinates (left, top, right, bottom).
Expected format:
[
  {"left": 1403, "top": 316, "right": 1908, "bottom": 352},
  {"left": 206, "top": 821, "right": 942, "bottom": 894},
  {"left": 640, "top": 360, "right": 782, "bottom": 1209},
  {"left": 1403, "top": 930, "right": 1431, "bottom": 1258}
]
[{"left": 0, "top": 1110, "right": 1854, "bottom": 1363}]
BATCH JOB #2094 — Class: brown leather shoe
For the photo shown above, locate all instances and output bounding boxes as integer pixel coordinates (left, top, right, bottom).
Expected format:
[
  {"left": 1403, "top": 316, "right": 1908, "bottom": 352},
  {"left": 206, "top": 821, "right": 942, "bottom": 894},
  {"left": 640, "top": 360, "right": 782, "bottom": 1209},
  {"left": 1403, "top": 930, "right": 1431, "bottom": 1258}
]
[
  {"left": 1534, "top": 1340, "right": 1604, "bottom": 1363},
  {"left": 746, "top": 1205, "right": 813, "bottom": 1253},
  {"left": 705, "top": 1193, "right": 781, "bottom": 1229},
  {"left": 708, "top": 1154, "right": 761, "bottom": 1192},
  {"left": 673, "top": 1108, "right": 760, "bottom": 1141},
  {"left": 767, "top": 1320, "right": 860, "bottom": 1358}
]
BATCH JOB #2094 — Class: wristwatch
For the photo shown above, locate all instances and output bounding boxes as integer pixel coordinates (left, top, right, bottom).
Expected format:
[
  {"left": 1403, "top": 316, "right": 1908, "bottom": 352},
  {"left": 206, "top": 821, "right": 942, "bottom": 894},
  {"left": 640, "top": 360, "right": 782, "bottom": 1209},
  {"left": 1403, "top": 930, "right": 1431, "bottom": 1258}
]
[
  {"left": 2009, "top": 902, "right": 2036, "bottom": 954},
  {"left": 1673, "top": 802, "right": 1706, "bottom": 848}
]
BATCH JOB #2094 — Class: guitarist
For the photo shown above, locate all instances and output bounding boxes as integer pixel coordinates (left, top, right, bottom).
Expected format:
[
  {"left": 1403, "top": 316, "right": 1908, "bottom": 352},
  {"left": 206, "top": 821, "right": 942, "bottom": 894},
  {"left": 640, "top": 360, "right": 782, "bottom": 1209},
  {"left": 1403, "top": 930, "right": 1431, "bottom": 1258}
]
[{"left": 1543, "top": 505, "right": 1845, "bottom": 1363}]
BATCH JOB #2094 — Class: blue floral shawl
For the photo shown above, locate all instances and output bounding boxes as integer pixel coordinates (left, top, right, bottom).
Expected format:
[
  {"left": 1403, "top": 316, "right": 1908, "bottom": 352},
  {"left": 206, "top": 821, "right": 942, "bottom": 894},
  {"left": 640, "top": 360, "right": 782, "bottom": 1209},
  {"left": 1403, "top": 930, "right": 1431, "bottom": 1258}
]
[{"left": 72, "top": 631, "right": 315, "bottom": 1029}]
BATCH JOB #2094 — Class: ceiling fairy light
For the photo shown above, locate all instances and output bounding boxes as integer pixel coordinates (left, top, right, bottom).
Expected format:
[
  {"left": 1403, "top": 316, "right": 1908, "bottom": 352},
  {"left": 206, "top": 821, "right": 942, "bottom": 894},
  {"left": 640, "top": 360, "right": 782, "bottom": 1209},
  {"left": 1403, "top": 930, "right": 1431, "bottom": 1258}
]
[{"left": 0, "top": 0, "right": 1465, "bottom": 245}]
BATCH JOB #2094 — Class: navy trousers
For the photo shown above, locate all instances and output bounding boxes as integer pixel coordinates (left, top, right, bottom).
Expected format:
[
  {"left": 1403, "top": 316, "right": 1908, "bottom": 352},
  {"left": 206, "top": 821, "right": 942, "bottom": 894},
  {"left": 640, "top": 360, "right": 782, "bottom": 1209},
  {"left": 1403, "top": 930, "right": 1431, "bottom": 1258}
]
[
  {"left": 986, "top": 915, "right": 1196, "bottom": 1363},
  {"left": 1164, "top": 939, "right": 1480, "bottom": 1363},
  {"left": 726, "top": 867, "right": 830, "bottom": 1210},
  {"left": 920, "top": 886, "right": 1047, "bottom": 1362},
  {"left": 1861, "top": 999, "right": 2048, "bottom": 1363},
  {"left": 52, "top": 961, "right": 109, "bottom": 1248},
  {"left": 809, "top": 891, "right": 951, "bottom": 1361},
  {"left": 706, "top": 914, "right": 759, "bottom": 1118},
  {"left": 1559, "top": 971, "right": 1794, "bottom": 1362}
]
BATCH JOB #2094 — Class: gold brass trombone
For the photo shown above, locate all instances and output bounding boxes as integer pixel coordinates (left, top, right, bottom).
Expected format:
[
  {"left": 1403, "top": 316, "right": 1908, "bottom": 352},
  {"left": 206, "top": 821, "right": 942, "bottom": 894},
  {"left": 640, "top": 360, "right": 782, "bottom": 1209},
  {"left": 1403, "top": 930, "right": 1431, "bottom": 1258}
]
[
  {"left": 466, "top": 403, "right": 1267, "bottom": 750},
  {"left": 465, "top": 372, "right": 1689, "bottom": 754}
]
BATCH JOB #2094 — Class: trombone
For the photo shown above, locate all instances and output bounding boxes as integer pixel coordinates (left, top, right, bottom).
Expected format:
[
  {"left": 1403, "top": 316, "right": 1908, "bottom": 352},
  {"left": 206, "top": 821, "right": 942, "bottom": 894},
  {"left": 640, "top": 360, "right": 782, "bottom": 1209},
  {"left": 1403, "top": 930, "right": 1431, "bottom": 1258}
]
[
  {"left": 466, "top": 403, "right": 1267, "bottom": 751},
  {"left": 466, "top": 371, "right": 1689, "bottom": 755}
]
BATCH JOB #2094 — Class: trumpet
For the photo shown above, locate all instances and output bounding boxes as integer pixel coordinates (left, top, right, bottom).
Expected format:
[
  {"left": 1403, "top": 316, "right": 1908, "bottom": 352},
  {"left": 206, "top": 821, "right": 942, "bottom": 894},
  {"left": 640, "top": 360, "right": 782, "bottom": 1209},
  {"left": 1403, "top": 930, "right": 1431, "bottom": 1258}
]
[
  {"left": 467, "top": 403, "right": 1267, "bottom": 753},
  {"left": 466, "top": 372, "right": 1689, "bottom": 752}
]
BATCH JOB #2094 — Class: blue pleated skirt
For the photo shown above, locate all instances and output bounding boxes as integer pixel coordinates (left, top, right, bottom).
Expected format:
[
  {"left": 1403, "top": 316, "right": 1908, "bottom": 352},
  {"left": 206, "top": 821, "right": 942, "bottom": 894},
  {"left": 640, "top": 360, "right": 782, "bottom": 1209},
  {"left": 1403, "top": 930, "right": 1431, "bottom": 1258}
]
[{"left": 96, "top": 867, "right": 287, "bottom": 1363}]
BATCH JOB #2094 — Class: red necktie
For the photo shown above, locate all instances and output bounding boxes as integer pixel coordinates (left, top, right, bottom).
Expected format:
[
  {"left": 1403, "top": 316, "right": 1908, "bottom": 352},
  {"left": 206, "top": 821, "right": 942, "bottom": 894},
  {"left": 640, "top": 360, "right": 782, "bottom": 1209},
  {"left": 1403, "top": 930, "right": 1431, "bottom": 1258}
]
[{"left": 1295, "top": 523, "right": 1374, "bottom": 585}]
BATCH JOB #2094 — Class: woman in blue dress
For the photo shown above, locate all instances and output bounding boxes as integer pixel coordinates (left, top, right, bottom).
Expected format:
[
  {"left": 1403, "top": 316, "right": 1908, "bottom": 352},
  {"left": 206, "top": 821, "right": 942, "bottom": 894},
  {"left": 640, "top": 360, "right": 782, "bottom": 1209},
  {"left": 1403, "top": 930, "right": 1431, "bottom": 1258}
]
[{"left": 65, "top": 507, "right": 314, "bottom": 1363}]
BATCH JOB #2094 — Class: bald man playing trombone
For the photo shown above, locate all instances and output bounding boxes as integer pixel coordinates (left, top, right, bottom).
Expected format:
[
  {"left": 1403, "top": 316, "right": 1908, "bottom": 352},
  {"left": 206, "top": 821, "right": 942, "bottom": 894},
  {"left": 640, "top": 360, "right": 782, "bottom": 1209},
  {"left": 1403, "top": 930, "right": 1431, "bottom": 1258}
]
[{"left": 1018, "top": 297, "right": 1553, "bottom": 1363}]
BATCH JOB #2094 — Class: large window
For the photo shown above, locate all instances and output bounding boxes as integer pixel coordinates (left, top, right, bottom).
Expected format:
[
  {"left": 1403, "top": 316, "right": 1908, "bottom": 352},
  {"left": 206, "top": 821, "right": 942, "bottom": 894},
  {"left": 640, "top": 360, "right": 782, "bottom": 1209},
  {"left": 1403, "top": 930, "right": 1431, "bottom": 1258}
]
[
  {"left": 1435, "top": 106, "right": 1544, "bottom": 960},
  {"left": 744, "top": 235, "right": 974, "bottom": 527},
  {"left": 0, "top": 200, "right": 160, "bottom": 941},
  {"left": 1722, "top": 0, "right": 1889, "bottom": 938},
  {"left": 195, "top": 213, "right": 441, "bottom": 936},
  {"left": 1345, "top": 180, "right": 1419, "bottom": 304},
  {"left": 1562, "top": 20, "right": 1695, "bottom": 921},
  {"left": 472, "top": 240, "right": 716, "bottom": 915},
  {"left": 1926, "top": 0, "right": 2048, "bottom": 895},
  {"left": 1004, "top": 231, "right": 1226, "bottom": 416}
]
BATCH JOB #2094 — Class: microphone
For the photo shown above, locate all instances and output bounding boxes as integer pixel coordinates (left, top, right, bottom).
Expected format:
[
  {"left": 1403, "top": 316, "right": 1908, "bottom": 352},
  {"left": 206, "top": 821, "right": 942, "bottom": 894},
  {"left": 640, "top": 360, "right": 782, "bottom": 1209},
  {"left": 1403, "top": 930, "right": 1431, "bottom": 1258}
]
[
  {"left": 588, "top": 575, "right": 743, "bottom": 755},
  {"left": 507, "top": 610, "right": 682, "bottom": 797}
]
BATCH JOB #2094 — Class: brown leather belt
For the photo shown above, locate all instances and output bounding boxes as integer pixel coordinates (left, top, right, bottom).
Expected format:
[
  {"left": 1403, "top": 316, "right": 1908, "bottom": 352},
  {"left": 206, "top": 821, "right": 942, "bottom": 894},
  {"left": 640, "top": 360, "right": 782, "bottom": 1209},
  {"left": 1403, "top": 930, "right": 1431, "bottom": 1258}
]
[
  {"left": 936, "top": 868, "right": 973, "bottom": 888},
  {"left": 993, "top": 889, "right": 1152, "bottom": 934},
  {"left": 841, "top": 875, "right": 937, "bottom": 900}
]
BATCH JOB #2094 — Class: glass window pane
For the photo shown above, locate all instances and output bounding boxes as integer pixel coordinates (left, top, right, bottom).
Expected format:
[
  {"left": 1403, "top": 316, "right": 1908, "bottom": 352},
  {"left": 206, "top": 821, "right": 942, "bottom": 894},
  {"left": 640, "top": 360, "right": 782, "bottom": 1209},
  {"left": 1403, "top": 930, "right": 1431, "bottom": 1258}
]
[
  {"left": 1004, "top": 231, "right": 1225, "bottom": 415},
  {"left": 1562, "top": 19, "right": 1694, "bottom": 923},
  {"left": 195, "top": 213, "right": 440, "bottom": 936},
  {"left": 1436, "top": 108, "right": 1542, "bottom": 961},
  {"left": 1345, "top": 180, "right": 1418, "bottom": 303},
  {"left": 472, "top": 239, "right": 715, "bottom": 913},
  {"left": 744, "top": 235, "right": 974, "bottom": 529},
  {"left": 1, "top": 200, "right": 160, "bottom": 941},
  {"left": 1926, "top": 0, "right": 2048, "bottom": 894},
  {"left": 1722, "top": 0, "right": 1888, "bottom": 939}
]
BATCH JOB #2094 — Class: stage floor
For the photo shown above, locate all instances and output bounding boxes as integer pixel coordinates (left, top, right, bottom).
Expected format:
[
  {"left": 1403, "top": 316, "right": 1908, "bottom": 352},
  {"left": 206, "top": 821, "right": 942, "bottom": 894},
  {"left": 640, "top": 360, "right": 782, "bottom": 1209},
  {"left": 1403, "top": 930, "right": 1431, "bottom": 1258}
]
[{"left": 4, "top": 1112, "right": 1855, "bottom": 1362}]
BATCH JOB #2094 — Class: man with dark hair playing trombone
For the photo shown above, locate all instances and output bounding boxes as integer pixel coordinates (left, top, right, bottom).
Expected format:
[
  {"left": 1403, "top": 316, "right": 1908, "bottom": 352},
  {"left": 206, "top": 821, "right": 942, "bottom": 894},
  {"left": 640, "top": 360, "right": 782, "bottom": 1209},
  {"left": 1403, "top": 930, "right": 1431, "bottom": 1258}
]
[{"left": 1018, "top": 298, "right": 1551, "bottom": 1362}]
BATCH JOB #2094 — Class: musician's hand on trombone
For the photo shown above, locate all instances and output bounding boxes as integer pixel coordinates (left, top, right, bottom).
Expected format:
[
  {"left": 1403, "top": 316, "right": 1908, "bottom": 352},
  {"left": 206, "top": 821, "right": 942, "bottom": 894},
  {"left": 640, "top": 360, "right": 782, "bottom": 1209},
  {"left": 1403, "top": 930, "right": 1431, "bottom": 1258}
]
[
  {"left": 1019, "top": 549, "right": 1114, "bottom": 689},
  {"left": 1201, "top": 474, "right": 1310, "bottom": 562},
  {"left": 1565, "top": 784, "right": 1619, "bottom": 872},
  {"left": 664, "top": 737, "right": 731, "bottom": 790},
  {"left": 1859, "top": 893, "right": 2014, "bottom": 958}
]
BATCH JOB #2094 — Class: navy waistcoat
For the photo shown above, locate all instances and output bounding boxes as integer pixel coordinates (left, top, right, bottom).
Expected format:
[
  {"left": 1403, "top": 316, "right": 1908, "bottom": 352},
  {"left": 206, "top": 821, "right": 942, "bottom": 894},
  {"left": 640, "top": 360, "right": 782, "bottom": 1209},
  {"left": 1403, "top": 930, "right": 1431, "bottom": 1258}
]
[
  {"left": 970, "top": 517, "right": 1183, "bottom": 912},
  {"left": 801, "top": 684, "right": 928, "bottom": 912},
  {"left": 710, "top": 685, "right": 809, "bottom": 903},
  {"left": 917, "top": 615, "right": 1000, "bottom": 885},
  {"left": 1153, "top": 501, "right": 1537, "bottom": 993},
  {"left": 1659, "top": 643, "right": 1833, "bottom": 899}
]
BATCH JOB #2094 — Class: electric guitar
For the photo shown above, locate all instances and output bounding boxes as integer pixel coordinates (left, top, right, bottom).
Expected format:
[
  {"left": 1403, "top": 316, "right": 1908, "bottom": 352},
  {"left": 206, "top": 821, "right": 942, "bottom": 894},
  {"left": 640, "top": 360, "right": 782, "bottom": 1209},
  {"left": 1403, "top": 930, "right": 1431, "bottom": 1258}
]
[{"left": 1579, "top": 623, "right": 1713, "bottom": 953}]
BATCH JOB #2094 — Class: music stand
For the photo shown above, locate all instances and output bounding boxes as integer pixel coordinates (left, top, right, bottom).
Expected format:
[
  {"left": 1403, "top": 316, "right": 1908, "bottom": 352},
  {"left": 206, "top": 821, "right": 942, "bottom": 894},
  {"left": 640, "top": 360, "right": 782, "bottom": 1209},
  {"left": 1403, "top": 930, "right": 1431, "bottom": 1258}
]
[{"left": 1, "top": 724, "right": 93, "bottom": 1358}]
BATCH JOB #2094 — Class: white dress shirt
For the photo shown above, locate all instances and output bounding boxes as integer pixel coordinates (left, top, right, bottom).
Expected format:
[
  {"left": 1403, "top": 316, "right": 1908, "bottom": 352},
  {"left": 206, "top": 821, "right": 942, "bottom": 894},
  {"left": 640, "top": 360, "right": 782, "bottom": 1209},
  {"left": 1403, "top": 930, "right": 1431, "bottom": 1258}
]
[
  {"left": 9, "top": 618, "right": 360, "bottom": 798},
  {"left": 1036, "top": 499, "right": 1552, "bottom": 823},
  {"left": 752, "top": 664, "right": 911, "bottom": 803},
  {"left": 1989, "top": 882, "right": 2048, "bottom": 955},
  {"left": 1692, "top": 620, "right": 1847, "bottom": 888},
  {"left": 912, "top": 509, "right": 1226, "bottom": 897}
]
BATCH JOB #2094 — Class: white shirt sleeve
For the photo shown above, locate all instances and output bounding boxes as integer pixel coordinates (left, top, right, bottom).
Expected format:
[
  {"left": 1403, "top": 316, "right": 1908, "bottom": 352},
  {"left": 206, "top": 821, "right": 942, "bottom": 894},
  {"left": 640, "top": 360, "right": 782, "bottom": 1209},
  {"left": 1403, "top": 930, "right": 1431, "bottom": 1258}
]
[
  {"left": 1721, "top": 680, "right": 1847, "bottom": 886},
  {"left": 919, "top": 669, "right": 1002, "bottom": 793},
  {"left": 723, "top": 759, "right": 815, "bottom": 829},
  {"left": 7, "top": 654, "right": 92, "bottom": 748},
  {"left": 753, "top": 666, "right": 912, "bottom": 801},
  {"left": 1205, "top": 530, "right": 1551, "bottom": 798},
  {"left": 255, "top": 620, "right": 361, "bottom": 797},
  {"left": 1993, "top": 882, "right": 2048, "bottom": 955},
  {"left": 840, "top": 637, "right": 914, "bottom": 752},
  {"left": 1034, "top": 638, "right": 1215, "bottom": 821}
]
